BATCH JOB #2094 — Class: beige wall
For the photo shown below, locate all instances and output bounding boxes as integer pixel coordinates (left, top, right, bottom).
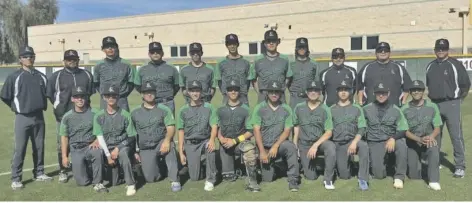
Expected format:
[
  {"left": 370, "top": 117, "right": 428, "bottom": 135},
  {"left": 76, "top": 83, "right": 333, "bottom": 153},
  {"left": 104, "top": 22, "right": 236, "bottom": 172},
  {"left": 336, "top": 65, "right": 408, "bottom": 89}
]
[{"left": 28, "top": 0, "right": 471, "bottom": 63}]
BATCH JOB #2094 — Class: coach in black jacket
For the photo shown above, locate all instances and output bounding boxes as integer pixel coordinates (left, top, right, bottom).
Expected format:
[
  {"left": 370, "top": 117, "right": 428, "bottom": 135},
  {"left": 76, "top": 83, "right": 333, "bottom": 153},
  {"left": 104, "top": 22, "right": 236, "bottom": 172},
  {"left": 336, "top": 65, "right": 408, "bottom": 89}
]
[{"left": 46, "top": 49, "right": 95, "bottom": 183}]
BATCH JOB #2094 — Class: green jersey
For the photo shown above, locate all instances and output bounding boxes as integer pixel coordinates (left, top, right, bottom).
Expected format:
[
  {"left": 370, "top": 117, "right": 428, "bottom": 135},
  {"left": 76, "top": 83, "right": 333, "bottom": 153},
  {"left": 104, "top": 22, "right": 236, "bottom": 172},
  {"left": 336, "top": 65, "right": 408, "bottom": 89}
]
[
  {"left": 60, "top": 107, "right": 98, "bottom": 148},
  {"left": 93, "top": 108, "right": 137, "bottom": 148},
  {"left": 177, "top": 102, "right": 218, "bottom": 140},
  {"left": 179, "top": 63, "right": 217, "bottom": 98},
  {"left": 93, "top": 57, "right": 135, "bottom": 95},
  {"left": 252, "top": 54, "right": 293, "bottom": 91},
  {"left": 363, "top": 103, "right": 408, "bottom": 142},
  {"left": 217, "top": 103, "right": 252, "bottom": 139},
  {"left": 289, "top": 58, "right": 318, "bottom": 94},
  {"left": 293, "top": 102, "right": 332, "bottom": 145},
  {"left": 131, "top": 104, "right": 175, "bottom": 150},
  {"left": 251, "top": 102, "right": 293, "bottom": 147},
  {"left": 401, "top": 100, "right": 442, "bottom": 137},
  {"left": 215, "top": 56, "right": 254, "bottom": 95},
  {"left": 134, "top": 61, "right": 179, "bottom": 99},
  {"left": 330, "top": 104, "right": 366, "bottom": 143}
]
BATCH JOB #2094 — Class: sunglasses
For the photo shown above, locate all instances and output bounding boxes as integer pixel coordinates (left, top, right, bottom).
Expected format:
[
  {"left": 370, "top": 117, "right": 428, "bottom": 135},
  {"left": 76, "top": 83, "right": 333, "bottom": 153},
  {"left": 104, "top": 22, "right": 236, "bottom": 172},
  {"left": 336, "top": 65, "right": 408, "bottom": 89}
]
[
  {"left": 227, "top": 88, "right": 240, "bottom": 92},
  {"left": 376, "top": 48, "right": 390, "bottom": 53},
  {"left": 20, "top": 55, "right": 34, "bottom": 59}
]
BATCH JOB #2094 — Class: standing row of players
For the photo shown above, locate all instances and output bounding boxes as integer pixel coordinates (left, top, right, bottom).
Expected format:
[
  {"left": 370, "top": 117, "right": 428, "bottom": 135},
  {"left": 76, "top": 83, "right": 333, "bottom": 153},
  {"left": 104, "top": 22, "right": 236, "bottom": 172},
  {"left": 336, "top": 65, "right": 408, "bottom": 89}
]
[{"left": 0, "top": 29, "right": 469, "bottom": 195}]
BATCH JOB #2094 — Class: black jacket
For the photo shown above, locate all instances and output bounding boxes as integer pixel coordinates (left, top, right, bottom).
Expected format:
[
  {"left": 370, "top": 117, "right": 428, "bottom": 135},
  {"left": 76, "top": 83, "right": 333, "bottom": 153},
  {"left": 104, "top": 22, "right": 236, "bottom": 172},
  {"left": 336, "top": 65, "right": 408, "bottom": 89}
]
[
  {"left": 426, "top": 57, "right": 471, "bottom": 101},
  {"left": 46, "top": 68, "right": 94, "bottom": 122}
]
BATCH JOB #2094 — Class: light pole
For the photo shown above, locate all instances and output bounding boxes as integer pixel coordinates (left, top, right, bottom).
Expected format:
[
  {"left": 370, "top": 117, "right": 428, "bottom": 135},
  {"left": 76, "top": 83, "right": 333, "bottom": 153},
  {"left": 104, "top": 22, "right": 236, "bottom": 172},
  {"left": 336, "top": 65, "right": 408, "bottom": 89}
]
[
  {"left": 58, "top": 38, "right": 65, "bottom": 61},
  {"left": 144, "top": 32, "right": 154, "bottom": 43},
  {"left": 449, "top": 7, "right": 470, "bottom": 54}
]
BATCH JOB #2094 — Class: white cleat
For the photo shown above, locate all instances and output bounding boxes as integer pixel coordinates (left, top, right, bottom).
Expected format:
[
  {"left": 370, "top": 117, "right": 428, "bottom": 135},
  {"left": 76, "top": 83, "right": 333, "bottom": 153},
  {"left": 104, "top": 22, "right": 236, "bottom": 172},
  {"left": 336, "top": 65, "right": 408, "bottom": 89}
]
[
  {"left": 204, "top": 181, "right": 214, "bottom": 191},
  {"left": 323, "top": 181, "right": 335, "bottom": 190},
  {"left": 126, "top": 185, "right": 136, "bottom": 196},
  {"left": 393, "top": 179, "right": 403, "bottom": 189},
  {"left": 428, "top": 182, "right": 441, "bottom": 191}
]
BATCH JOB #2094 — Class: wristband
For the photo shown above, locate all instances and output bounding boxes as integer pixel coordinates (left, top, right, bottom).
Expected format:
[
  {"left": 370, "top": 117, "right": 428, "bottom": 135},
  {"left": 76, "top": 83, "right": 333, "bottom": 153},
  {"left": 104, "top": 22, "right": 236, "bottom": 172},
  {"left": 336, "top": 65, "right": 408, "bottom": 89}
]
[
  {"left": 232, "top": 139, "right": 237, "bottom": 144},
  {"left": 237, "top": 135, "right": 245, "bottom": 142}
]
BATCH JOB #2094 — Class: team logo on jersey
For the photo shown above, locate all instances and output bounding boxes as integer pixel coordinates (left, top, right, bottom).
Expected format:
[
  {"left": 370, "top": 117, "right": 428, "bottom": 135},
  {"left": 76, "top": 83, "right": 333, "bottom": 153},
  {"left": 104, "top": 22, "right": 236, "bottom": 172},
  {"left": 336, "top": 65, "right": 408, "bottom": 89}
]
[
  {"left": 341, "top": 80, "right": 346, "bottom": 86},
  {"left": 391, "top": 69, "right": 395, "bottom": 75},
  {"left": 413, "top": 81, "right": 419, "bottom": 86},
  {"left": 444, "top": 70, "right": 448, "bottom": 75},
  {"left": 272, "top": 82, "right": 278, "bottom": 88},
  {"left": 345, "top": 74, "right": 349, "bottom": 79},
  {"left": 108, "top": 86, "right": 114, "bottom": 92},
  {"left": 378, "top": 83, "right": 384, "bottom": 88},
  {"left": 107, "top": 38, "right": 113, "bottom": 43},
  {"left": 300, "top": 39, "right": 305, "bottom": 44},
  {"left": 76, "top": 87, "right": 82, "bottom": 92}
]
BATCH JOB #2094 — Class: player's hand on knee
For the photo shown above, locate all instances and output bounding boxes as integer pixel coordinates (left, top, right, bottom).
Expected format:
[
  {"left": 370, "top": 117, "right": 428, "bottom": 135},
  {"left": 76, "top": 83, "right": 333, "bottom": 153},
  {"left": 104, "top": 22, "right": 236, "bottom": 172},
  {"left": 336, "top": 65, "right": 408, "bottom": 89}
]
[
  {"left": 223, "top": 138, "right": 235, "bottom": 149},
  {"left": 347, "top": 142, "right": 357, "bottom": 155},
  {"left": 107, "top": 157, "right": 115, "bottom": 166},
  {"left": 260, "top": 151, "right": 269, "bottom": 164},
  {"left": 111, "top": 147, "right": 119, "bottom": 160},
  {"left": 268, "top": 146, "right": 278, "bottom": 158},
  {"left": 180, "top": 154, "right": 187, "bottom": 165},
  {"left": 307, "top": 146, "right": 318, "bottom": 159},
  {"left": 207, "top": 140, "right": 215, "bottom": 153},
  {"left": 134, "top": 153, "right": 141, "bottom": 163},
  {"left": 160, "top": 140, "right": 171, "bottom": 154},
  {"left": 385, "top": 138, "right": 395, "bottom": 153}
]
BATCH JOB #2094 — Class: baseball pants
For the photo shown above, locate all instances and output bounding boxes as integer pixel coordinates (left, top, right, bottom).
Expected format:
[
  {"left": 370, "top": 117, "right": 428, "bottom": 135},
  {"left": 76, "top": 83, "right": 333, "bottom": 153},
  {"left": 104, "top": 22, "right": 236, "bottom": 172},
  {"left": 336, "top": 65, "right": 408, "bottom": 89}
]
[
  {"left": 105, "top": 146, "right": 136, "bottom": 186},
  {"left": 222, "top": 94, "right": 249, "bottom": 106},
  {"left": 298, "top": 140, "right": 336, "bottom": 181},
  {"left": 11, "top": 111, "right": 46, "bottom": 182},
  {"left": 289, "top": 93, "right": 305, "bottom": 110},
  {"left": 70, "top": 146, "right": 104, "bottom": 186},
  {"left": 368, "top": 138, "right": 407, "bottom": 180},
  {"left": 435, "top": 99, "right": 465, "bottom": 170},
  {"left": 335, "top": 140, "right": 369, "bottom": 181},
  {"left": 100, "top": 96, "right": 129, "bottom": 112},
  {"left": 56, "top": 121, "right": 69, "bottom": 172},
  {"left": 219, "top": 143, "right": 242, "bottom": 176},
  {"left": 257, "top": 91, "right": 286, "bottom": 104},
  {"left": 406, "top": 140, "right": 440, "bottom": 182},
  {"left": 139, "top": 140, "right": 179, "bottom": 183},
  {"left": 261, "top": 140, "right": 299, "bottom": 182},
  {"left": 184, "top": 140, "right": 217, "bottom": 183}
]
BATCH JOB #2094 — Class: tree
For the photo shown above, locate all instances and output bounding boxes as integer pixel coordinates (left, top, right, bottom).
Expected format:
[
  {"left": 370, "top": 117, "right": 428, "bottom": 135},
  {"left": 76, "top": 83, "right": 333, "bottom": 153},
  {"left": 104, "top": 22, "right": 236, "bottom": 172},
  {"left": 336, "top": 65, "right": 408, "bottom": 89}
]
[{"left": 0, "top": 0, "right": 58, "bottom": 64}]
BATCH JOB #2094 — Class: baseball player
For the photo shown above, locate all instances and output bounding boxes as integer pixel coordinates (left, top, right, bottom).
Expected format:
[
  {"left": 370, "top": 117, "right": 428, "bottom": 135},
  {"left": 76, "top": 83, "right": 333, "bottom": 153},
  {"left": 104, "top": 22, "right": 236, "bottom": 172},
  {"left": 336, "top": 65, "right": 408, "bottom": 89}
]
[
  {"left": 215, "top": 34, "right": 254, "bottom": 105},
  {"left": 134, "top": 42, "right": 180, "bottom": 113},
  {"left": 357, "top": 42, "right": 412, "bottom": 106},
  {"left": 93, "top": 36, "right": 135, "bottom": 111},
  {"left": 401, "top": 80, "right": 442, "bottom": 191},
  {"left": 47, "top": 49, "right": 94, "bottom": 183},
  {"left": 320, "top": 48, "right": 357, "bottom": 106},
  {"left": 179, "top": 43, "right": 217, "bottom": 103},
  {"left": 251, "top": 80, "right": 300, "bottom": 191},
  {"left": 252, "top": 30, "right": 293, "bottom": 103},
  {"left": 59, "top": 86, "right": 107, "bottom": 192},
  {"left": 425, "top": 38, "right": 470, "bottom": 178},
  {"left": 131, "top": 82, "right": 181, "bottom": 192},
  {"left": 363, "top": 82, "right": 408, "bottom": 189},
  {"left": 177, "top": 80, "right": 218, "bottom": 191},
  {"left": 330, "top": 80, "right": 369, "bottom": 191},
  {"left": 293, "top": 81, "right": 336, "bottom": 190},
  {"left": 288, "top": 37, "right": 318, "bottom": 110},
  {"left": 93, "top": 84, "right": 137, "bottom": 196},
  {"left": 216, "top": 80, "right": 256, "bottom": 186},
  {"left": 1, "top": 46, "right": 53, "bottom": 190}
]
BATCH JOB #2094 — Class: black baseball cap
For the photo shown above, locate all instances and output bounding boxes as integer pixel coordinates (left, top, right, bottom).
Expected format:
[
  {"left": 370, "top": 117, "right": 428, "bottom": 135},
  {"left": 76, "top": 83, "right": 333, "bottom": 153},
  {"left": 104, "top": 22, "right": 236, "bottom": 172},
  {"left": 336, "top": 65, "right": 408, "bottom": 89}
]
[
  {"left": 306, "top": 80, "right": 322, "bottom": 91},
  {"left": 336, "top": 80, "right": 352, "bottom": 90},
  {"left": 373, "top": 82, "right": 389, "bottom": 93},
  {"left": 434, "top": 38, "right": 449, "bottom": 50},
  {"left": 226, "top": 79, "right": 240, "bottom": 90},
  {"left": 189, "top": 42, "right": 203, "bottom": 52},
  {"left": 332, "top": 48, "right": 345, "bottom": 58},
  {"left": 64, "top": 49, "right": 79, "bottom": 60},
  {"left": 225, "top": 34, "right": 239, "bottom": 45},
  {"left": 410, "top": 80, "right": 426, "bottom": 90},
  {"left": 19, "top": 46, "right": 35, "bottom": 57},
  {"left": 102, "top": 36, "right": 118, "bottom": 48},
  {"left": 187, "top": 80, "right": 202, "bottom": 90},
  {"left": 295, "top": 37, "right": 309, "bottom": 49},
  {"left": 72, "top": 86, "right": 88, "bottom": 97},
  {"left": 141, "top": 82, "right": 156, "bottom": 92},
  {"left": 264, "top": 30, "right": 279, "bottom": 41},
  {"left": 376, "top": 42, "right": 391, "bottom": 53},
  {"left": 102, "top": 84, "right": 119, "bottom": 95},
  {"left": 266, "top": 80, "right": 283, "bottom": 91},
  {"left": 149, "top": 42, "right": 163, "bottom": 52}
]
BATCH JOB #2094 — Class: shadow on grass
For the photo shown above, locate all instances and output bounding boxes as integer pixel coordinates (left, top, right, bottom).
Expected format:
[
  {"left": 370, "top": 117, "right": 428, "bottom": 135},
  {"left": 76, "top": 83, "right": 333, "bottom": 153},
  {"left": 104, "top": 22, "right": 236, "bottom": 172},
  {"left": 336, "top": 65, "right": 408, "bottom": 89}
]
[{"left": 439, "top": 152, "right": 455, "bottom": 173}]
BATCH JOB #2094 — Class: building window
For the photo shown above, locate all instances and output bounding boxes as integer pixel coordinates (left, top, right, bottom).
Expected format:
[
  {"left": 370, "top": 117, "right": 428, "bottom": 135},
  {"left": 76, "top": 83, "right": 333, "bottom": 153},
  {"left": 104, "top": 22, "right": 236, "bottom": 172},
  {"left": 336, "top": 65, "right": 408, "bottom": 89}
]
[
  {"left": 170, "top": 46, "right": 178, "bottom": 57},
  {"left": 180, "top": 46, "right": 187, "bottom": 57},
  {"left": 367, "top": 36, "right": 379, "bottom": 50},
  {"left": 249, "top": 42, "right": 258, "bottom": 55},
  {"left": 350, "top": 36, "right": 363, "bottom": 51},
  {"left": 260, "top": 42, "right": 266, "bottom": 54}
]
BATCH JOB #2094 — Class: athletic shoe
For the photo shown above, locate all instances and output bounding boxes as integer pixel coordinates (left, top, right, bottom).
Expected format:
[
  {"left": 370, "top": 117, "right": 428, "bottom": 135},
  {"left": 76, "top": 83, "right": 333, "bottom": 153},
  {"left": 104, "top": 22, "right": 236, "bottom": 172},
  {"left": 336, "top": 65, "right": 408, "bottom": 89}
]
[
  {"left": 204, "top": 181, "right": 214, "bottom": 191},
  {"left": 393, "top": 179, "right": 403, "bottom": 189},
  {"left": 288, "top": 180, "right": 299, "bottom": 192},
  {"left": 453, "top": 169, "right": 465, "bottom": 178},
  {"left": 58, "top": 171, "right": 68, "bottom": 183},
  {"left": 324, "top": 181, "right": 335, "bottom": 190},
  {"left": 93, "top": 183, "right": 109, "bottom": 193},
  {"left": 126, "top": 185, "right": 136, "bottom": 196},
  {"left": 171, "top": 182, "right": 182, "bottom": 192},
  {"left": 11, "top": 181, "right": 24, "bottom": 190},
  {"left": 428, "top": 182, "right": 441, "bottom": 191},
  {"left": 358, "top": 179, "right": 369, "bottom": 191},
  {"left": 34, "top": 174, "right": 53, "bottom": 182}
]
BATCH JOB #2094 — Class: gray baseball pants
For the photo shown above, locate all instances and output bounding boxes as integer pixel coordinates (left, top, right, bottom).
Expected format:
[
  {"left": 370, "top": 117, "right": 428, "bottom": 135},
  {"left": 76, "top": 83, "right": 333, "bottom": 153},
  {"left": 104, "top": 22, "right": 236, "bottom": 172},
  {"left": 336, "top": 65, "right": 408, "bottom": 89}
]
[
  {"left": 261, "top": 140, "right": 299, "bottom": 182},
  {"left": 105, "top": 146, "right": 136, "bottom": 186},
  {"left": 184, "top": 139, "right": 217, "bottom": 183},
  {"left": 56, "top": 121, "right": 69, "bottom": 172},
  {"left": 140, "top": 140, "right": 179, "bottom": 183},
  {"left": 406, "top": 140, "right": 440, "bottom": 182},
  {"left": 298, "top": 140, "right": 336, "bottom": 182},
  {"left": 335, "top": 140, "right": 370, "bottom": 181},
  {"left": 70, "top": 146, "right": 104, "bottom": 186},
  {"left": 368, "top": 138, "right": 407, "bottom": 180},
  {"left": 219, "top": 143, "right": 242, "bottom": 176},
  {"left": 11, "top": 111, "right": 46, "bottom": 182}
]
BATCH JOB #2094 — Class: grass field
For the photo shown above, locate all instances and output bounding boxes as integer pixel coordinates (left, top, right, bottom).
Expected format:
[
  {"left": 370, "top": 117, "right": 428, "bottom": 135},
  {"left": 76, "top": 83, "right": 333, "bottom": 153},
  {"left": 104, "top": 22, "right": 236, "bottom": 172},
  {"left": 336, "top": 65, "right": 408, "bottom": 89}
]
[{"left": 0, "top": 91, "right": 471, "bottom": 201}]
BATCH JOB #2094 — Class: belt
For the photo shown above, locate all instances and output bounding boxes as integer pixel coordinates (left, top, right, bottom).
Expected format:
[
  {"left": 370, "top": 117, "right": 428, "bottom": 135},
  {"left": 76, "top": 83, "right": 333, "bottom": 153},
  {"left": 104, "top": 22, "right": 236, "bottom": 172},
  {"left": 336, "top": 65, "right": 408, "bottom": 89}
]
[
  {"left": 185, "top": 139, "right": 205, "bottom": 144},
  {"left": 70, "top": 143, "right": 89, "bottom": 150},
  {"left": 156, "top": 97, "right": 174, "bottom": 103}
]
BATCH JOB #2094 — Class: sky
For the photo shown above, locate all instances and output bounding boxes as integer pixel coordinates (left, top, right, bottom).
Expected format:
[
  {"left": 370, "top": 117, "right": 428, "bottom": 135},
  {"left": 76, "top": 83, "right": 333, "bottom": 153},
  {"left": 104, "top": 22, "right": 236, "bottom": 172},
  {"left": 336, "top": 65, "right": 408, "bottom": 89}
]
[{"left": 56, "top": 0, "right": 269, "bottom": 23}]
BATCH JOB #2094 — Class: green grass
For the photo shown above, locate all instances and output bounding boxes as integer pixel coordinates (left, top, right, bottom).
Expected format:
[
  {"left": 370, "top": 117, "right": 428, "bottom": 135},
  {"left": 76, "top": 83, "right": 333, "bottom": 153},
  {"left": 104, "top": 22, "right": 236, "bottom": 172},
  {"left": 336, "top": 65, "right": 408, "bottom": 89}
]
[{"left": 0, "top": 91, "right": 471, "bottom": 201}]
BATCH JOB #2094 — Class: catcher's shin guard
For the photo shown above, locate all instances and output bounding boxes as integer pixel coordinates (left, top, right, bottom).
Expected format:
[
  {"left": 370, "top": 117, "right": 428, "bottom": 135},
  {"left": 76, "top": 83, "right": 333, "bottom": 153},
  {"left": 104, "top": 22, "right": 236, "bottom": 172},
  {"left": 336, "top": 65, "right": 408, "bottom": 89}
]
[{"left": 239, "top": 141, "right": 261, "bottom": 192}]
